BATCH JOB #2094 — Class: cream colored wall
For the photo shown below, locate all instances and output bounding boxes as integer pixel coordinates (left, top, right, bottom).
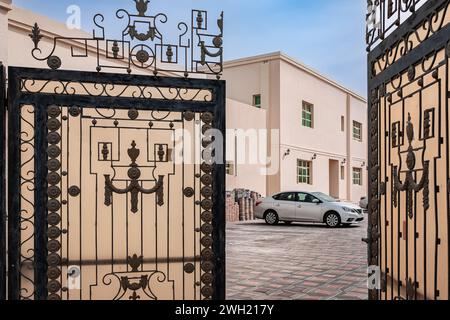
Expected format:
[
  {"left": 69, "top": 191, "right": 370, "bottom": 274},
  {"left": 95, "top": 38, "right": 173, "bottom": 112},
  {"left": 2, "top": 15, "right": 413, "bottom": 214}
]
[
  {"left": 349, "top": 95, "right": 368, "bottom": 202},
  {"left": 223, "top": 55, "right": 367, "bottom": 203},
  {"left": 226, "top": 98, "right": 267, "bottom": 196},
  {"left": 220, "top": 60, "right": 281, "bottom": 196},
  {"left": 0, "top": 1, "right": 12, "bottom": 65},
  {"left": 278, "top": 59, "right": 367, "bottom": 202}
]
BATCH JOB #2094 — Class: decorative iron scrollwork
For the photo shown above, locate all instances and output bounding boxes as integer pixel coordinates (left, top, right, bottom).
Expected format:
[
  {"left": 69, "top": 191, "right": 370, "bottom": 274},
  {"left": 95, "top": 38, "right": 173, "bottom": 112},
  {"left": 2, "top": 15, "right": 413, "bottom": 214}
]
[
  {"left": 104, "top": 141, "right": 164, "bottom": 214},
  {"left": 392, "top": 113, "right": 430, "bottom": 219},
  {"left": 29, "top": 0, "right": 223, "bottom": 78}
]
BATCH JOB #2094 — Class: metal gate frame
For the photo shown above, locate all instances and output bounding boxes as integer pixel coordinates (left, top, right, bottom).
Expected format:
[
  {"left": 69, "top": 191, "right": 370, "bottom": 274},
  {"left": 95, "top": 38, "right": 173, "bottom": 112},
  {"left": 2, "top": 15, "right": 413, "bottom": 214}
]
[
  {"left": 367, "top": 0, "right": 450, "bottom": 300},
  {"left": 7, "top": 66, "right": 226, "bottom": 300},
  {"left": 0, "top": 63, "right": 6, "bottom": 300}
]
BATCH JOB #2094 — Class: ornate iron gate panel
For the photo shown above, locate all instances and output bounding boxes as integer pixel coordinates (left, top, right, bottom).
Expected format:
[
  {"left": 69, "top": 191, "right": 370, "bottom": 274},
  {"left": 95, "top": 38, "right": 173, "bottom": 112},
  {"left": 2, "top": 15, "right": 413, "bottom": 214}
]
[
  {"left": 7, "top": 67, "right": 225, "bottom": 300},
  {"left": 0, "top": 63, "right": 6, "bottom": 300},
  {"left": 367, "top": 0, "right": 450, "bottom": 300}
]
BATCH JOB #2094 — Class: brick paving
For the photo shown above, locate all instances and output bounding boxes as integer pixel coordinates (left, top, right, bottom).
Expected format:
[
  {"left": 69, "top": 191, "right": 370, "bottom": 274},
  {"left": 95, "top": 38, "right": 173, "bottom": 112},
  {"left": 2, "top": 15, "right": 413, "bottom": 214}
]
[{"left": 226, "top": 219, "right": 368, "bottom": 300}]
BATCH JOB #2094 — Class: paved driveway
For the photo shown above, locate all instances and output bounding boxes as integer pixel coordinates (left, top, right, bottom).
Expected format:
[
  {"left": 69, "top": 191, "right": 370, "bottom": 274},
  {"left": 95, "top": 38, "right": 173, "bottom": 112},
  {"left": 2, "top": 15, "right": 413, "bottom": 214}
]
[{"left": 226, "top": 219, "right": 368, "bottom": 300}]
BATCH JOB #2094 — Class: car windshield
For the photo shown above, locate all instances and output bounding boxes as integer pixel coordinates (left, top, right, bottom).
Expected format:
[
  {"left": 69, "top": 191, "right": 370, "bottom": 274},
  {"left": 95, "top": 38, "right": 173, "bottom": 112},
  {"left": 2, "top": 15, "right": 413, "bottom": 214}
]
[{"left": 311, "top": 192, "right": 337, "bottom": 203}]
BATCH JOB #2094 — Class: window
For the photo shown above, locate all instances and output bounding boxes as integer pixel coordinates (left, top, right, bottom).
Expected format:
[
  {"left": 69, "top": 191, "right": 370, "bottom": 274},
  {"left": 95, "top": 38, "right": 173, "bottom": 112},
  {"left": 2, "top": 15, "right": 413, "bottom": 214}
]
[
  {"left": 302, "top": 101, "right": 314, "bottom": 128},
  {"left": 298, "top": 192, "right": 317, "bottom": 203},
  {"left": 353, "top": 168, "right": 362, "bottom": 186},
  {"left": 226, "top": 161, "right": 235, "bottom": 176},
  {"left": 253, "top": 94, "right": 261, "bottom": 108},
  {"left": 297, "top": 160, "right": 312, "bottom": 184},
  {"left": 340, "top": 166, "right": 345, "bottom": 180},
  {"left": 353, "top": 121, "right": 362, "bottom": 141},
  {"left": 277, "top": 192, "right": 297, "bottom": 202},
  {"left": 341, "top": 116, "right": 345, "bottom": 132}
]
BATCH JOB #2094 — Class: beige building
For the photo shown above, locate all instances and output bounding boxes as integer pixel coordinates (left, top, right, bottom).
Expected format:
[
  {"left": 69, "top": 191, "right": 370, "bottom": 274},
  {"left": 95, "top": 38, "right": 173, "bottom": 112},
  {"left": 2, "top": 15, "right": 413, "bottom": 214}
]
[
  {"left": 1, "top": 1, "right": 367, "bottom": 202},
  {"left": 223, "top": 53, "right": 367, "bottom": 202}
]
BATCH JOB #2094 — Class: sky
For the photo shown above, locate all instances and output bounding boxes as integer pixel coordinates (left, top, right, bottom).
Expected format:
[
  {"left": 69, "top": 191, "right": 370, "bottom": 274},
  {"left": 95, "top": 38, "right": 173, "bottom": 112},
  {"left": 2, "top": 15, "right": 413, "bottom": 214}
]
[{"left": 14, "top": 0, "right": 368, "bottom": 97}]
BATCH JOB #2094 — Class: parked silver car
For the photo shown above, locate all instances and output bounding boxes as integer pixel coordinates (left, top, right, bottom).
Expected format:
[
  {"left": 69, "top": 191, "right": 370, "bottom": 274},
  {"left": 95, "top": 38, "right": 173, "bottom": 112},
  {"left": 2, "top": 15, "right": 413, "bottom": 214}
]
[{"left": 255, "top": 191, "right": 364, "bottom": 228}]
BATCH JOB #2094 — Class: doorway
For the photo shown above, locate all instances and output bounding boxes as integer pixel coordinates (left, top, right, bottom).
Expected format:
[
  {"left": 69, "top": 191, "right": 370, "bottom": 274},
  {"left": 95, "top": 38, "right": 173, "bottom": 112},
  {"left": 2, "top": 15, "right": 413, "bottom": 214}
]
[{"left": 329, "top": 160, "right": 340, "bottom": 199}]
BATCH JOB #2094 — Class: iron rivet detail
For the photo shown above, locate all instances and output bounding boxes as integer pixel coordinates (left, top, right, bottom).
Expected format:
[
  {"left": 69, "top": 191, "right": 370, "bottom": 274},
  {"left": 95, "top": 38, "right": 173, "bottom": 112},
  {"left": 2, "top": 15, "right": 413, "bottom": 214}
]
[
  {"left": 47, "top": 240, "right": 61, "bottom": 253},
  {"left": 47, "top": 199, "right": 61, "bottom": 212},
  {"left": 47, "top": 253, "right": 62, "bottom": 266},
  {"left": 201, "top": 273, "right": 213, "bottom": 285},
  {"left": 201, "top": 199, "right": 213, "bottom": 210},
  {"left": 202, "top": 124, "right": 212, "bottom": 135},
  {"left": 47, "top": 267, "right": 61, "bottom": 280},
  {"left": 68, "top": 106, "right": 81, "bottom": 117},
  {"left": 201, "top": 186, "right": 213, "bottom": 198},
  {"left": 48, "top": 226, "right": 62, "bottom": 239},
  {"left": 48, "top": 132, "right": 61, "bottom": 145},
  {"left": 201, "top": 223, "right": 213, "bottom": 235},
  {"left": 48, "top": 186, "right": 61, "bottom": 199},
  {"left": 201, "top": 286, "right": 213, "bottom": 298},
  {"left": 47, "top": 105, "right": 61, "bottom": 118},
  {"left": 47, "top": 56, "right": 62, "bottom": 70},
  {"left": 48, "top": 213, "right": 61, "bottom": 226},
  {"left": 200, "top": 236, "right": 213, "bottom": 247},
  {"left": 68, "top": 186, "right": 81, "bottom": 197},
  {"left": 201, "top": 262, "right": 214, "bottom": 273},
  {"left": 47, "top": 172, "right": 61, "bottom": 185},
  {"left": 128, "top": 108, "right": 139, "bottom": 120},
  {"left": 47, "top": 280, "right": 62, "bottom": 293},
  {"left": 201, "top": 211, "right": 212, "bottom": 223},
  {"left": 407, "top": 65, "right": 415, "bottom": 81},
  {"left": 201, "top": 163, "right": 213, "bottom": 173},
  {"left": 47, "top": 159, "right": 61, "bottom": 172},
  {"left": 201, "top": 248, "right": 214, "bottom": 261},
  {"left": 201, "top": 175, "right": 212, "bottom": 186},
  {"left": 48, "top": 145, "right": 61, "bottom": 159},
  {"left": 183, "top": 187, "right": 194, "bottom": 198},
  {"left": 201, "top": 112, "right": 213, "bottom": 124},
  {"left": 184, "top": 263, "right": 195, "bottom": 274},
  {"left": 183, "top": 111, "right": 195, "bottom": 121},
  {"left": 47, "top": 119, "right": 61, "bottom": 132}
]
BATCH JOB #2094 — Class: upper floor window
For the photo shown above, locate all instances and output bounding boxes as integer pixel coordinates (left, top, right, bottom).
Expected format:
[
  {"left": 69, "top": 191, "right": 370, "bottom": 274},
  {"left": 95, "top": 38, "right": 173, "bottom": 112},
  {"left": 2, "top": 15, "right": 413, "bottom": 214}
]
[
  {"left": 302, "top": 101, "right": 314, "bottom": 128},
  {"left": 353, "top": 168, "right": 362, "bottom": 186},
  {"left": 253, "top": 94, "right": 261, "bottom": 108},
  {"left": 341, "top": 116, "right": 345, "bottom": 132},
  {"left": 226, "top": 161, "right": 235, "bottom": 176},
  {"left": 353, "top": 121, "right": 362, "bottom": 141},
  {"left": 297, "top": 159, "right": 312, "bottom": 185}
]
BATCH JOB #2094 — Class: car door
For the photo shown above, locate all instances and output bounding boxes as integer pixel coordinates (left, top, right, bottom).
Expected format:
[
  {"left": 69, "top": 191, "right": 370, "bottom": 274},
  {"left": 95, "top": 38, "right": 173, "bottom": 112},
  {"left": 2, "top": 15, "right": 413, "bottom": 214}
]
[
  {"left": 273, "top": 192, "right": 298, "bottom": 220},
  {"left": 296, "top": 193, "right": 324, "bottom": 222}
]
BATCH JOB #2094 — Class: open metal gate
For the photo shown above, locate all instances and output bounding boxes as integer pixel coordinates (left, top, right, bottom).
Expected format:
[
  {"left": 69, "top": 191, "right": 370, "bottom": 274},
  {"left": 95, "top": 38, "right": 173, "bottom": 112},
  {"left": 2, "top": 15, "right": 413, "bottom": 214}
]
[
  {"left": 7, "top": 67, "right": 225, "bottom": 301},
  {"left": 2, "top": 0, "right": 226, "bottom": 300},
  {"left": 367, "top": 0, "right": 450, "bottom": 300}
]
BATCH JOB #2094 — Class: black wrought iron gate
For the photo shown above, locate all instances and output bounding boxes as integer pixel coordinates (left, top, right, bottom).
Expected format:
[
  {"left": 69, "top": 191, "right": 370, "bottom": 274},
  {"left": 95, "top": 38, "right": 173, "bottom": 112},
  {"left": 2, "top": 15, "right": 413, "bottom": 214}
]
[
  {"left": 6, "top": 67, "right": 225, "bottom": 301},
  {"left": 367, "top": 0, "right": 450, "bottom": 300},
  {"left": 0, "top": 63, "right": 6, "bottom": 301}
]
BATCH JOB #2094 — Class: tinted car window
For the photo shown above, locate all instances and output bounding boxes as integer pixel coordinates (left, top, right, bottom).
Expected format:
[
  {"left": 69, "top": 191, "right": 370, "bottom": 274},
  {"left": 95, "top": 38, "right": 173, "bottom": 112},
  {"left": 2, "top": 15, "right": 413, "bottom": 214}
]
[
  {"left": 277, "top": 192, "right": 297, "bottom": 202},
  {"left": 298, "top": 193, "right": 317, "bottom": 203}
]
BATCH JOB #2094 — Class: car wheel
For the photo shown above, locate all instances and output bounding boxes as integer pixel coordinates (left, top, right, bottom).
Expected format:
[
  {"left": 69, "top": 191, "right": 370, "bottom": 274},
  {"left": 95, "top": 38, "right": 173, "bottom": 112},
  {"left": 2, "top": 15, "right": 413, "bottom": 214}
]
[
  {"left": 264, "top": 210, "right": 279, "bottom": 225},
  {"left": 325, "top": 212, "right": 341, "bottom": 228}
]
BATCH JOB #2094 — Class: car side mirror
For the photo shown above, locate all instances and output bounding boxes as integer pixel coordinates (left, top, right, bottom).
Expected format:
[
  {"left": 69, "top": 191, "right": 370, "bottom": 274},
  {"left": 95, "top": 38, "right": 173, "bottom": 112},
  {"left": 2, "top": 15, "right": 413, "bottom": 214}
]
[{"left": 312, "top": 199, "right": 321, "bottom": 205}]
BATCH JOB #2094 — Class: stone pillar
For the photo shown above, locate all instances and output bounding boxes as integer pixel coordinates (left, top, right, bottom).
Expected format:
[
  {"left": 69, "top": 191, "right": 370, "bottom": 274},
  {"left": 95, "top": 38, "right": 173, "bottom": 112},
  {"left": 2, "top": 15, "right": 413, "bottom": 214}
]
[{"left": 0, "top": 0, "right": 12, "bottom": 66}]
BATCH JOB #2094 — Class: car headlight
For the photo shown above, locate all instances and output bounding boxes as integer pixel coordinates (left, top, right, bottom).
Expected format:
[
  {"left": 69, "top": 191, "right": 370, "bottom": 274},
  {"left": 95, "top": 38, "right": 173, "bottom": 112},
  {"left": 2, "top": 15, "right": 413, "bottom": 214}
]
[{"left": 343, "top": 207, "right": 356, "bottom": 213}]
